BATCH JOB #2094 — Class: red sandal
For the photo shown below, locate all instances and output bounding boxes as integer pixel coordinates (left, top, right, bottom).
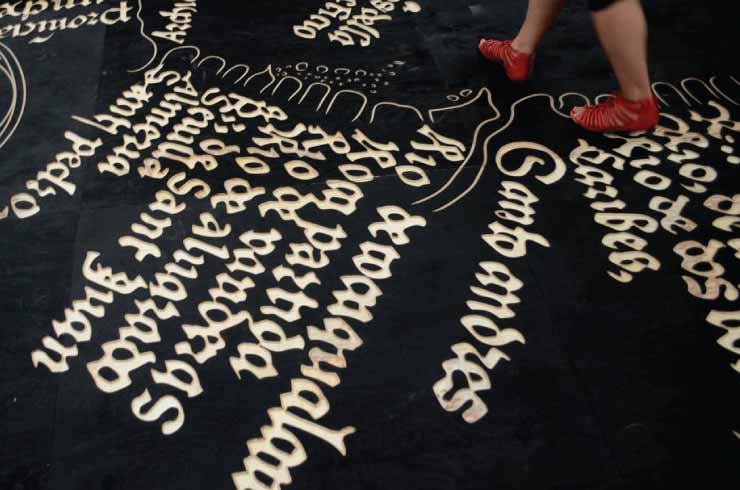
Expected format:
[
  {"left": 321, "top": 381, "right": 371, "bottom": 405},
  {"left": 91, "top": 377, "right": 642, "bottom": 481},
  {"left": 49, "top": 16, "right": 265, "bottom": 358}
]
[
  {"left": 571, "top": 93, "right": 659, "bottom": 133},
  {"left": 478, "top": 39, "right": 535, "bottom": 81}
]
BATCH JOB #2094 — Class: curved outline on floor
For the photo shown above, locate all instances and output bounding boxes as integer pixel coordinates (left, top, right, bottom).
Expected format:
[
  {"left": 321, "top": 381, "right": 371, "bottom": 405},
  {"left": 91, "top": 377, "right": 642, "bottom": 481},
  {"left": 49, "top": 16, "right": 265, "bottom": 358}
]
[
  {"left": 709, "top": 76, "right": 739, "bottom": 106},
  {"left": 299, "top": 82, "right": 332, "bottom": 111},
  {"left": 158, "top": 45, "right": 202, "bottom": 67},
  {"left": 177, "top": 53, "right": 402, "bottom": 126},
  {"left": 558, "top": 92, "right": 591, "bottom": 113},
  {"left": 415, "top": 93, "right": 570, "bottom": 212},
  {"left": 369, "top": 102, "right": 424, "bottom": 124},
  {"left": 243, "top": 65, "right": 276, "bottom": 93},
  {"left": 128, "top": 0, "right": 159, "bottom": 73},
  {"left": 222, "top": 64, "right": 251, "bottom": 83},
  {"left": 652, "top": 81, "right": 691, "bottom": 107},
  {"left": 415, "top": 88, "right": 503, "bottom": 206},
  {"left": 681, "top": 77, "right": 720, "bottom": 105},
  {"left": 0, "top": 42, "right": 26, "bottom": 151},
  {"left": 198, "top": 55, "right": 227, "bottom": 75},
  {"left": 428, "top": 87, "right": 498, "bottom": 124},
  {"left": 324, "top": 90, "right": 367, "bottom": 122},
  {"left": 272, "top": 76, "right": 304, "bottom": 101},
  {"left": 595, "top": 93, "right": 615, "bottom": 105}
]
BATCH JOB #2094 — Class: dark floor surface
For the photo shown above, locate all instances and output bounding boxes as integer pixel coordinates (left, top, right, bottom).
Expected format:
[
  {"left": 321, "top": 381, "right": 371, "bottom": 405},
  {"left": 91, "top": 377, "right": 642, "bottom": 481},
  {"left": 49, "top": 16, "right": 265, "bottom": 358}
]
[{"left": 1, "top": 1, "right": 738, "bottom": 489}]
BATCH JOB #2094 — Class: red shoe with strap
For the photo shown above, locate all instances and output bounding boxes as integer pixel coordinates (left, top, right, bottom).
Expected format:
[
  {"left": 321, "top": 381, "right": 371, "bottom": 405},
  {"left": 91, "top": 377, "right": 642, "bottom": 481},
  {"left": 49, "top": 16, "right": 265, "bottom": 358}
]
[
  {"left": 478, "top": 39, "right": 535, "bottom": 81},
  {"left": 571, "top": 93, "right": 660, "bottom": 133}
]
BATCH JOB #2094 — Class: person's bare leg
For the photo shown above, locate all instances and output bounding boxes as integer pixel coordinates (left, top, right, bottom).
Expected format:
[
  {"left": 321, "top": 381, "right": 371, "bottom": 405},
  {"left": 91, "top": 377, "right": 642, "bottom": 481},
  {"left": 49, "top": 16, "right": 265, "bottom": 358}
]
[
  {"left": 511, "top": 0, "right": 567, "bottom": 54},
  {"left": 592, "top": 0, "right": 652, "bottom": 101},
  {"left": 478, "top": 0, "right": 565, "bottom": 80},
  {"left": 571, "top": 0, "right": 657, "bottom": 131}
]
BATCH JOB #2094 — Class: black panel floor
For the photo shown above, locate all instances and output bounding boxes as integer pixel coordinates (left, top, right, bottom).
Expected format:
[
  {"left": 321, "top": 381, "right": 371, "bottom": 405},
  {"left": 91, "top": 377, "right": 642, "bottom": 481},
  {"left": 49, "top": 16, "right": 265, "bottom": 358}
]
[{"left": 1, "top": 1, "right": 738, "bottom": 489}]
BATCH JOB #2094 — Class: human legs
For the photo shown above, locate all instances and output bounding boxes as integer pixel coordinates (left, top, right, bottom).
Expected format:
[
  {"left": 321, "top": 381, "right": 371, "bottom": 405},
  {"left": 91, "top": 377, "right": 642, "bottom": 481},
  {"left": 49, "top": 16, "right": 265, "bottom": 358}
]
[
  {"left": 592, "top": 0, "right": 653, "bottom": 100},
  {"left": 478, "top": 0, "right": 658, "bottom": 131},
  {"left": 479, "top": 0, "right": 566, "bottom": 80},
  {"left": 572, "top": 0, "right": 658, "bottom": 132},
  {"left": 512, "top": 0, "right": 567, "bottom": 54}
]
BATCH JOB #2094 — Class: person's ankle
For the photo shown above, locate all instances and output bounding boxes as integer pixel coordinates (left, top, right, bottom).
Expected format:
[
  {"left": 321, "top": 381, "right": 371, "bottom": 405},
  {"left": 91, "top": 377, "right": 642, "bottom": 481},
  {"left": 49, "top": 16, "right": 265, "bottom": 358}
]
[
  {"left": 620, "top": 86, "right": 653, "bottom": 102},
  {"left": 511, "top": 37, "right": 535, "bottom": 55}
]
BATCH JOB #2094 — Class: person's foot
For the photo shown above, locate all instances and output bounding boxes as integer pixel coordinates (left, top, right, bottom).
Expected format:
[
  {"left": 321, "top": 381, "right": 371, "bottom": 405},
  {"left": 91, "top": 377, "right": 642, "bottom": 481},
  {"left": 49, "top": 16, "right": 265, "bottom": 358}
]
[
  {"left": 571, "top": 93, "right": 659, "bottom": 133},
  {"left": 478, "top": 39, "right": 535, "bottom": 81}
]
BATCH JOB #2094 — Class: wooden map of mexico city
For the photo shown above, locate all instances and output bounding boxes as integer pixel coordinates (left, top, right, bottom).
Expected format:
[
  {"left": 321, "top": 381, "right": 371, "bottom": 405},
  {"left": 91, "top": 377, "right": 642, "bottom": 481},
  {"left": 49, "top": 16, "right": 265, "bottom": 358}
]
[{"left": 0, "top": 1, "right": 738, "bottom": 489}]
